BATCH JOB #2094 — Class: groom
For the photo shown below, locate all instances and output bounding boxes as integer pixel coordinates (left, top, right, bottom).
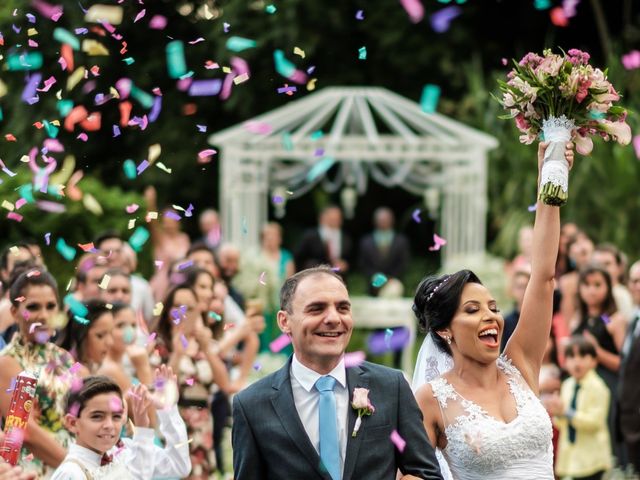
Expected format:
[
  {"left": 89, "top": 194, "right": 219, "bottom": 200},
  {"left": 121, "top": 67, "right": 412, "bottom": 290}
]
[{"left": 232, "top": 266, "right": 443, "bottom": 480}]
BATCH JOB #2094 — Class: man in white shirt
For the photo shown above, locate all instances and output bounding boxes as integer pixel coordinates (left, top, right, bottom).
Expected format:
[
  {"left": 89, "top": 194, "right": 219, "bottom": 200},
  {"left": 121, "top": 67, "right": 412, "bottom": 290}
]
[{"left": 232, "top": 265, "right": 442, "bottom": 480}]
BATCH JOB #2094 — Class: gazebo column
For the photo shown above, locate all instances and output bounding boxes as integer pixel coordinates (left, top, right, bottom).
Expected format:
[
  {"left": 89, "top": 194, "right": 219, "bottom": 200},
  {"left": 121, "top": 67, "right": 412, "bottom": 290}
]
[{"left": 219, "top": 147, "right": 269, "bottom": 250}]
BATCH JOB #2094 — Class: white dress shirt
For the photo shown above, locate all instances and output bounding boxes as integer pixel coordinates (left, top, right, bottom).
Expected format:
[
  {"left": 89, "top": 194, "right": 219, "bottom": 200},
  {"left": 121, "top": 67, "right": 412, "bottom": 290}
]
[
  {"left": 51, "top": 405, "right": 191, "bottom": 480},
  {"left": 290, "top": 355, "right": 348, "bottom": 475},
  {"left": 319, "top": 227, "right": 342, "bottom": 260}
]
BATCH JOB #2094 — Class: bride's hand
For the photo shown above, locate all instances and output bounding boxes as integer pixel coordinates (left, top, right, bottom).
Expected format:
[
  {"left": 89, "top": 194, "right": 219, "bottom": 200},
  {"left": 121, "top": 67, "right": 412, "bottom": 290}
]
[{"left": 537, "top": 141, "right": 575, "bottom": 171}]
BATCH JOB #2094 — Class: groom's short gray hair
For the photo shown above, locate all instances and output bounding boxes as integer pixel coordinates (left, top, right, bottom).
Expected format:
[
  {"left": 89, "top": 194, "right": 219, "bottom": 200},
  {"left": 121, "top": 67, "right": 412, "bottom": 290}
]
[{"left": 280, "top": 265, "right": 345, "bottom": 313}]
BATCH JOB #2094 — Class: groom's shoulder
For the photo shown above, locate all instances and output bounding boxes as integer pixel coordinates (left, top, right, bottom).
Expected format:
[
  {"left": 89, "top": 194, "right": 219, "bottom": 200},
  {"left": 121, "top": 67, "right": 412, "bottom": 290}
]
[
  {"left": 357, "top": 361, "right": 405, "bottom": 383},
  {"left": 235, "top": 368, "right": 283, "bottom": 404}
]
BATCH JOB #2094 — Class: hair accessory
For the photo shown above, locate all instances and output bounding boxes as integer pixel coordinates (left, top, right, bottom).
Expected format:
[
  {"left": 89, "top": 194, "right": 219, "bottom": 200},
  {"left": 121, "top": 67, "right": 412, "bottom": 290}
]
[{"left": 426, "top": 275, "right": 451, "bottom": 303}]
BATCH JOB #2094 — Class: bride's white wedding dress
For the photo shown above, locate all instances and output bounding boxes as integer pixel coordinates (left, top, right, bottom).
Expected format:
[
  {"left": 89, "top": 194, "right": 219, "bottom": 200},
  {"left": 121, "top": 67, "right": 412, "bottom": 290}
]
[{"left": 428, "top": 356, "right": 554, "bottom": 479}]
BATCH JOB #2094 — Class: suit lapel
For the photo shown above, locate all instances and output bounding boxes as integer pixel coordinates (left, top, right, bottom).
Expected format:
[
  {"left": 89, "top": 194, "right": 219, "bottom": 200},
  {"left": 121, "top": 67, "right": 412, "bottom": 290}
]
[
  {"left": 271, "top": 361, "right": 328, "bottom": 479},
  {"left": 343, "top": 365, "right": 369, "bottom": 480}
]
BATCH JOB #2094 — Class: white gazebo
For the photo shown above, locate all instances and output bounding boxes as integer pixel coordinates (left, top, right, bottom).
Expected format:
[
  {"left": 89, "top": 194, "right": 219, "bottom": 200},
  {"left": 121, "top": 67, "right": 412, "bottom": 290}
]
[{"left": 208, "top": 86, "right": 498, "bottom": 267}]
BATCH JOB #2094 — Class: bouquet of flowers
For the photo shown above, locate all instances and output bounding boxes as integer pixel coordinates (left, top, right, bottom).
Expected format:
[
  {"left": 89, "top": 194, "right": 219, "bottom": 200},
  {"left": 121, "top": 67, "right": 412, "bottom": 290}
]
[{"left": 496, "top": 48, "right": 631, "bottom": 206}]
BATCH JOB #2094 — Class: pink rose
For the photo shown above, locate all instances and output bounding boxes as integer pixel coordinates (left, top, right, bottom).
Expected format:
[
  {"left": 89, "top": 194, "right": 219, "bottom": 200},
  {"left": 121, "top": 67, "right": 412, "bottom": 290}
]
[
  {"left": 515, "top": 114, "right": 530, "bottom": 132},
  {"left": 351, "top": 388, "right": 371, "bottom": 409}
]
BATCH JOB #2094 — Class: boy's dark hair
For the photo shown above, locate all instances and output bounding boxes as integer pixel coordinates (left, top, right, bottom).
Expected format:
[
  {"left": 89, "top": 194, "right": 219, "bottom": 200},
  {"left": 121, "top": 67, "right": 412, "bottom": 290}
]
[
  {"left": 564, "top": 335, "right": 597, "bottom": 359},
  {"left": 65, "top": 375, "right": 123, "bottom": 417}
]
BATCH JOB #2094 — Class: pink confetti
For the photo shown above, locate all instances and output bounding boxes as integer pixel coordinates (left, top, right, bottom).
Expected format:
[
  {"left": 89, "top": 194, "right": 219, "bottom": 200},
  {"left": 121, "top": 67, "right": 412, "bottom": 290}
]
[
  {"left": 109, "top": 396, "right": 123, "bottom": 412},
  {"left": 76, "top": 133, "right": 88, "bottom": 142},
  {"left": 29, "top": 322, "right": 43, "bottom": 334},
  {"left": 198, "top": 149, "right": 217, "bottom": 159},
  {"left": 622, "top": 51, "right": 640, "bottom": 70},
  {"left": 390, "top": 430, "right": 406, "bottom": 452},
  {"left": 428, "top": 233, "right": 447, "bottom": 251},
  {"left": 154, "top": 260, "right": 164, "bottom": 269},
  {"left": 344, "top": 351, "right": 366, "bottom": 367},
  {"left": 244, "top": 121, "right": 273, "bottom": 135},
  {"left": 7, "top": 212, "right": 23, "bottom": 222},
  {"left": 126, "top": 203, "right": 140, "bottom": 213},
  {"left": 269, "top": 333, "right": 292, "bottom": 353},
  {"left": 145, "top": 332, "right": 157, "bottom": 346},
  {"left": 69, "top": 362, "right": 82, "bottom": 374},
  {"left": 149, "top": 15, "right": 167, "bottom": 29},
  {"left": 36, "top": 76, "right": 57, "bottom": 92},
  {"left": 185, "top": 378, "right": 195, "bottom": 386},
  {"left": 188, "top": 37, "right": 205, "bottom": 45},
  {"left": 633, "top": 135, "right": 640, "bottom": 159},
  {"left": 399, "top": 0, "right": 424, "bottom": 23},
  {"left": 134, "top": 9, "right": 146, "bottom": 23},
  {"left": 15, "top": 198, "right": 27, "bottom": 209}
]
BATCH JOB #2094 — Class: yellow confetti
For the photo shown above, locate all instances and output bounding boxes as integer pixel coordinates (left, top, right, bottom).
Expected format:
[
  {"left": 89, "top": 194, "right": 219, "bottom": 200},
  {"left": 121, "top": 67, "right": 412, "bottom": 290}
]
[
  {"left": 51, "top": 155, "right": 76, "bottom": 185},
  {"left": 1, "top": 200, "right": 14, "bottom": 211},
  {"left": 307, "top": 78, "right": 317, "bottom": 91},
  {"left": 83, "top": 193, "right": 103, "bottom": 215},
  {"left": 51, "top": 120, "right": 61, "bottom": 126},
  {"left": 65, "top": 278, "right": 73, "bottom": 292},
  {"left": 173, "top": 438, "right": 194, "bottom": 449},
  {"left": 293, "top": 47, "right": 305, "bottom": 59},
  {"left": 55, "top": 90, "right": 62, "bottom": 100},
  {"left": 9, "top": 246, "right": 20, "bottom": 256},
  {"left": 148, "top": 144, "right": 162, "bottom": 163},
  {"left": 202, "top": 4, "right": 214, "bottom": 20},
  {"left": 222, "top": 66, "right": 232, "bottom": 73},
  {"left": 0, "top": 79, "right": 7, "bottom": 98},
  {"left": 84, "top": 5, "right": 123, "bottom": 25},
  {"left": 233, "top": 73, "right": 250, "bottom": 85},
  {"left": 128, "top": 219, "right": 136, "bottom": 229},
  {"left": 27, "top": 28, "right": 38, "bottom": 36},
  {"left": 110, "top": 86, "right": 120, "bottom": 99},
  {"left": 147, "top": 211, "right": 158, "bottom": 220},
  {"left": 156, "top": 162, "right": 172, "bottom": 174},
  {"left": 153, "top": 302, "right": 164, "bottom": 316},
  {"left": 82, "top": 39, "right": 109, "bottom": 56},
  {"left": 67, "top": 67, "right": 86, "bottom": 91},
  {"left": 99, "top": 274, "right": 111, "bottom": 290}
]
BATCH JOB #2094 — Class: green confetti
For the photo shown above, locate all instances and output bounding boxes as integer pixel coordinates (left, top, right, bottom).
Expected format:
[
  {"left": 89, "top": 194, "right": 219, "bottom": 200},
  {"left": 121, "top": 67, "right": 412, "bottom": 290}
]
[
  {"left": 123, "top": 57, "right": 135, "bottom": 65},
  {"left": 282, "top": 132, "right": 294, "bottom": 151},
  {"left": 7, "top": 52, "right": 43, "bottom": 71},
  {"left": 208, "top": 311, "right": 222, "bottom": 322},
  {"left": 53, "top": 28, "right": 80, "bottom": 50},
  {"left": 43, "top": 120, "right": 59, "bottom": 138},
  {"left": 420, "top": 84, "right": 441, "bottom": 114},
  {"left": 166, "top": 41, "right": 187, "bottom": 79},
  {"left": 371, "top": 273, "right": 388, "bottom": 288},
  {"left": 123, "top": 159, "right": 137, "bottom": 179},
  {"left": 358, "top": 46, "right": 367, "bottom": 60},
  {"left": 56, "top": 238, "right": 77, "bottom": 261},
  {"left": 57, "top": 99, "right": 74, "bottom": 117},
  {"left": 273, "top": 49, "right": 296, "bottom": 78},
  {"left": 130, "top": 85, "right": 154, "bottom": 108},
  {"left": 226, "top": 36, "right": 257, "bottom": 52},
  {"left": 73, "top": 315, "right": 90, "bottom": 325},
  {"left": 64, "top": 294, "right": 89, "bottom": 317},
  {"left": 310, "top": 130, "right": 324, "bottom": 141},
  {"left": 265, "top": 4, "right": 277, "bottom": 13},
  {"left": 0, "top": 107, "right": 3, "bottom": 121},
  {"left": 306, "top": 157, "right": 335, "bottom": 182},
  {"left": 128, "top": 226, "right": 150, "bottom": 252}
]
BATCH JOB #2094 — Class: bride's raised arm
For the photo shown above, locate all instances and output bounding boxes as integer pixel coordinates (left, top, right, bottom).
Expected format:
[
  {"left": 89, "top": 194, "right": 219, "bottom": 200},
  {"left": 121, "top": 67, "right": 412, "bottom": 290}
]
[{"left": 504, "top": 141, "right": 574, "bottom": 391}]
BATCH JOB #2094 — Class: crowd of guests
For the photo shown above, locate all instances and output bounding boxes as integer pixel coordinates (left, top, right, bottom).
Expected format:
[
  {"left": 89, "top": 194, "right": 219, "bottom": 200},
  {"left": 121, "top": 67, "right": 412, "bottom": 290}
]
[
  {"left": 502, "top": 222, "right": 640, "bottom": 479},
  {"left": 0, "top": 197, "right": 638, "bottom": 479},
  {"left": 0, "top": 198, "right": 410, "bottom": 479}
]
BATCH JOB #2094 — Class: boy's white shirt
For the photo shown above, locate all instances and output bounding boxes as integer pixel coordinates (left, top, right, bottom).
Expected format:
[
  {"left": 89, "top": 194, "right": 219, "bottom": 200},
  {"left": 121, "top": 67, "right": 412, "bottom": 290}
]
[{"left": 51, "top": 404, "right": 191, "bottom": 480}]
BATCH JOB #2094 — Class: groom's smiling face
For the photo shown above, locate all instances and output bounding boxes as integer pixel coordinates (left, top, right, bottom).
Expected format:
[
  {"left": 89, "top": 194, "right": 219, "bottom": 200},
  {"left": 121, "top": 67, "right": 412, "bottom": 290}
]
[{"left": 278, "top": 273, "right": 353, "bottom": 374}]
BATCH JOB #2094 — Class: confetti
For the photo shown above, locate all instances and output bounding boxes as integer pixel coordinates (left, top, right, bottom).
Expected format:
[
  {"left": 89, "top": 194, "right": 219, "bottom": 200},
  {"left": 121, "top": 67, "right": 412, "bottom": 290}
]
[
  {"left": 372, "top": 273, "right": 388, "bottom": 288},
  {"left": 149, "top": 15, "right": 167, "bottom": 29},
  {"left": 428, "top": 233, "right": 447, "bottom": 251},
  {"left": 56, "top": 238, "right": 77, "bottom": 261},
  {"left": 527, "top": 204, "right": 537, "bottom": 212},
  {"left": 74, "top": 315, "right": 90, "bottom": 325},
  {"left": 420, "top": 84, "right": 441, "bottom": 113},
  {"left": 134, "top": 9, "right": 146, "bottom": 23},
  {"left": 270, "top": 333, "right": 292, "bottom": 353},
  {"left": 259, "top": 271, "right": 267, "bottom": 285},
  {"left": 550, "top": 7, "right": 569, "bottom": 26},
  {"left": 399, "top": 0, "right": 425, "bottom": 23},
  {"left": 136, "top": 159, "right": 150, "bottom": 175},
  {"left": 180, "top": 334, "right": 188, "bottom": 349},
  {"left": 99, "top": 274, "right": 111, "bottom": 290},
  {"left": 226, "top": 36, "right": 257, "bottom": 52},
  {"left": 306, "top": 157, "right": 335, "bottom": 182},
  {"left": 188, "top": 79, "right": 222, "bottom": 96},
  {"left": 126, "top": 204, "right": 139, "bottom": 214},
  {"left": 344, "top": 351, "right": 366, "bottom": 367},
  {"left": 622, "top": 51, "right": 640, "bottom": 70},
  {"left": 358, "top": 47, "right": 367, "bottom": 60},
  {"left": 123, "top": 159, "right": 137, "bottom": 179},
  {"left": 390, "top": 430, "right": 406, "bottom": 452},
  {"left": 412, "top": 209, "right": 422, "bottom": 223},
  {"left": 84, "top": 5, "right": 123, "bottom": 25},
  {"left": 29, "top": 322, "right": 43, "bottom": 334},
  {"left": 265, "top": 4, "right": 277, "bottom": 14},
  {"left": 430, "top": 6, "right": 462, "bottom": 33},
  {"left": 166, "top": 41, "right": 187, "bottom": 79},
  {"left": 534, "top": 0, "right": 552, "bottom": 9},
  {"left": 129, "top": 226, "right": 150, "bottom": 252},
  {"left": 208, "top": 311, "right": 222, "bottom": 322},
  {"left": 6, "top": 377, "right": 16, "bottom": 393},
  {"left": 355, "top": 10, "right": 365, "bottom": 20},
  {"left": 44, "top": 233, "right": 51, "bottom": 245}
]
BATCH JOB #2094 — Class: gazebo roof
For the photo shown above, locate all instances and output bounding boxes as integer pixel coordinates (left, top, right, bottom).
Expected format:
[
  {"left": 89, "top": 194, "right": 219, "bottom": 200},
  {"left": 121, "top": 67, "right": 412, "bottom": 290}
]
[{"left": 208, "top": 86, "right": 498, "bottom": 152}]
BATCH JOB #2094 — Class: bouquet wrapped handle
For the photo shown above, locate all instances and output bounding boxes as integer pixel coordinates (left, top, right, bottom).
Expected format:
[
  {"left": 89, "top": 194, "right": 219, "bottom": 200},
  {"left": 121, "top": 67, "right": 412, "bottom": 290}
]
[{"left": 539, "top": 115, "right": 575, "bottom": 206}]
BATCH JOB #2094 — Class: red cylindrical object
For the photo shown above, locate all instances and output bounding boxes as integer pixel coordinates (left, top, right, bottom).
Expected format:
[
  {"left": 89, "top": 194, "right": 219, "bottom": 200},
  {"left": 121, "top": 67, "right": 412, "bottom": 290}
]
[{"left": 0, "top": 371, "right": 38, "bottom": 465}]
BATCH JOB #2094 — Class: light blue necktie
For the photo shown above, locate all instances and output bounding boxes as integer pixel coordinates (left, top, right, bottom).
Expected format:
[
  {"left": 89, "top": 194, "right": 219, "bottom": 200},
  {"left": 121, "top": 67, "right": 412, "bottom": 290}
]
[{"left": 316, "top": 375, "right": 341, "bottom": 480}]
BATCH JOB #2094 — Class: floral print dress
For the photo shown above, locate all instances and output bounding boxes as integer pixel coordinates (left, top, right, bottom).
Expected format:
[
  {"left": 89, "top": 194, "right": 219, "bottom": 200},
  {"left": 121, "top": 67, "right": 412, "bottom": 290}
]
[{"left": 1, "top": 333, "right": 76, "bottom": 479}]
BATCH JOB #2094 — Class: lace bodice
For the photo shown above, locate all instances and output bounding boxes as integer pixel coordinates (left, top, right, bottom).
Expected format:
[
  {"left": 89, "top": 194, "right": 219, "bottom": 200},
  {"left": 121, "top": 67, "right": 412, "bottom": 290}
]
[{"left": 429, "top": 356, "right": 554, "bottom": 480}]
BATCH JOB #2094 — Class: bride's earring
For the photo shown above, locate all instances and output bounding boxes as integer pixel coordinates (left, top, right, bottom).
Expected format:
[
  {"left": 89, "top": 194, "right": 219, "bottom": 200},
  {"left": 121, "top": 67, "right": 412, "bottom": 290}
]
[{"left": 446, "top": 336, "right": 452, "bottom": 345}]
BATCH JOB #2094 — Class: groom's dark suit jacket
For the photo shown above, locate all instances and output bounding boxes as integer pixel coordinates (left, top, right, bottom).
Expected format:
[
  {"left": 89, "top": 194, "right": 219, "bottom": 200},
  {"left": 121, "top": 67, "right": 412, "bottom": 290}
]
[{"left": 232, "top": 358, "right": 443, "bottom": 480}]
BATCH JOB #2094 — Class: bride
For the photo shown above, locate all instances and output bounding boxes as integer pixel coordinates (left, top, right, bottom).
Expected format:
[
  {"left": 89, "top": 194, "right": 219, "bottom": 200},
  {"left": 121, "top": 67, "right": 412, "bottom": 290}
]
[{"left": 413, "top": 141, "right": 574, "bottom": 479}]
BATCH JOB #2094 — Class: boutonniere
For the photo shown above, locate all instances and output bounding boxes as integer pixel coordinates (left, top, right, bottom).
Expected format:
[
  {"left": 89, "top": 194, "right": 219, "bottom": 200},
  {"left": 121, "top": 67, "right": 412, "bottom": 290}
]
[{"left": 351, "top": 387, "right": 375, "bottom": 437}]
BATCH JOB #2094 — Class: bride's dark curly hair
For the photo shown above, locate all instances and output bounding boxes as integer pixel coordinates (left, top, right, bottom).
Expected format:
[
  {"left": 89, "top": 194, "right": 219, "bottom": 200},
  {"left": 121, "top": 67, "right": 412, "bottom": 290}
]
[{"left": 413, "top": 269, "right": 482, "bottom": 354}]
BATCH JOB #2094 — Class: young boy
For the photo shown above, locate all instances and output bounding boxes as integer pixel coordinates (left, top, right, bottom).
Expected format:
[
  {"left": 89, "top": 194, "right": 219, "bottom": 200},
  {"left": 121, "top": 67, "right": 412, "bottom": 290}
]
[
  {"left": 52, "top": 366, "right": 191, "bottom": 479},
  {"left": 544, "top": 336, "right": 612, "bottom": 480}
]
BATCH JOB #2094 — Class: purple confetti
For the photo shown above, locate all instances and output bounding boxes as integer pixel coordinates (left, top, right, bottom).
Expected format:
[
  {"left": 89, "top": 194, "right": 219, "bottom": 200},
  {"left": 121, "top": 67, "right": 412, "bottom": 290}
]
[
  {"left": 600, "top": 314, "right": 611, "bottom": 324},
  {"left": 197, "top": 124, "right": 207, "bottom": 132},
  {"left": 272, "top": 195, "right": 284, "bottom": 204},
  {"left": 164, "top": 210, "right": 182, "bottom": 221},
  {"left": 6, "top": 377, "right": 16, "bottom": 393},
  {"left": 430, "top": 6, "right": 462, "bottom": 33},
  {"left": 136, "top": 159, "right": 150, "bottom": 174},
  {"left": 177, "top": 260, "right": 194, "bottom": 271},
  {"left": 314, "top": 148, "right": 325, "bottom": 157},
  {"left": 22, "top": 73, "right": 42, "bottom": 104},
  {"left": 180, "top": 334, "right": 188, "bottom": 349},
  {"left": 184, "top": 204, "right": 194, "bottom": 217},
  {"left": 223, "top": 22, "right": 231, "bottom": 33},
  {"left": 12, "top": 24, "right": 21, "bottom": 34},
  {"left": 355, "top": 10, "right": 364, "bottom": 20},
  {"left": 44, "top": 233, "right": 51, "bottom": 245},
  {"left": 74, "top": 27, "right": 88, "bottom": 35},
  {"left": 188, "top": 79, "right": 222, "bottom": 96},
  {"left": 112, "top": 125, "right": 121, "bottom": 137},
  {"left": 26, "top": 13, "right": 36, "bottom": 23},
  {"left": 277, "top": 85, "right": 297, "bottom": 94},
  {"left": 307, "top": 65, "right": 316, "bottom": 75},
  {"left": 148, "top": 96, "right": 162, "bottom": 122},
  {"left": 527, "top": 204, "right": 537, "bottom": 212}
]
